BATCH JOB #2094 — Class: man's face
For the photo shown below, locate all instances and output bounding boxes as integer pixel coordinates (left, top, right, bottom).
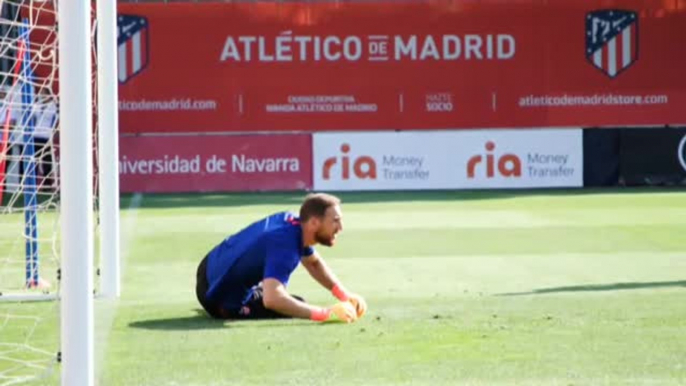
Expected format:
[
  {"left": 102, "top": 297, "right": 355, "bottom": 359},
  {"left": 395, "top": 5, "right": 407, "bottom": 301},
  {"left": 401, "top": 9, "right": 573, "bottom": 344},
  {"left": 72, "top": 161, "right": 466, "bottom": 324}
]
[{"left": 314, "top": 205, "right": 343, "bottom": 247}]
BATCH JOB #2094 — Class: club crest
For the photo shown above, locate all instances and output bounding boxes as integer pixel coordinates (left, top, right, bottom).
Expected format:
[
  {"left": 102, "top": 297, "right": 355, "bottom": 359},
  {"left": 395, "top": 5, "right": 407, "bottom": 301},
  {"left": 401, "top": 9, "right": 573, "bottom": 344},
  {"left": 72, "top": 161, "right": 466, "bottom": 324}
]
[{"left": 586, "top": 10, "right": 638, "bottom": 78}]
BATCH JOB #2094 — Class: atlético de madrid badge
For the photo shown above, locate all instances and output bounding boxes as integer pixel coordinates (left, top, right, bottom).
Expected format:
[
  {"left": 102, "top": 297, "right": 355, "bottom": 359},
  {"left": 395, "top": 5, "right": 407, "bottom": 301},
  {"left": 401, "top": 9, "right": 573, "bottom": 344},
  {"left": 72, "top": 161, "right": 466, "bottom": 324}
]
[{"left": 586, "top": 10, "right": 638, "bottom": 78}]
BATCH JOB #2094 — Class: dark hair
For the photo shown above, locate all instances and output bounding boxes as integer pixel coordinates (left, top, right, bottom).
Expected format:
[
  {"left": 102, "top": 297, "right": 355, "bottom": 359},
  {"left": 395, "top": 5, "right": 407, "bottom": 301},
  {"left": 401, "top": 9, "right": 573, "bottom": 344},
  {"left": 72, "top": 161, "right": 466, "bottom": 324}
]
[{"left": 299, "top": 193, "right": 341, "bottom": 222}]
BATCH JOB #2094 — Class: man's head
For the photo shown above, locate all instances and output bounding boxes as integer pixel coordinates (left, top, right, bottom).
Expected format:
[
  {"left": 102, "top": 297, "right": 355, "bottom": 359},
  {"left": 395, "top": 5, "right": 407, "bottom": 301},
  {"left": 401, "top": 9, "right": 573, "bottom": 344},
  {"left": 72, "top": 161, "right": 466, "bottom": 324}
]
[{"left": 299, "top": 193, "right": 342, "bottom": 247}]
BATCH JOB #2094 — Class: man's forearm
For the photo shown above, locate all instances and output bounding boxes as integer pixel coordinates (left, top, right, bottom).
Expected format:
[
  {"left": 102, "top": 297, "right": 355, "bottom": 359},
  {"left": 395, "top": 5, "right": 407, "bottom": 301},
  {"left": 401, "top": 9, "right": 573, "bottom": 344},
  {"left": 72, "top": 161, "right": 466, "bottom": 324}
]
[
  {"left": 303, "top": 256, "right": 339, "bottom": 290},
  {"left": 263, "top": 292, "right": 319, "bottom": 319}
]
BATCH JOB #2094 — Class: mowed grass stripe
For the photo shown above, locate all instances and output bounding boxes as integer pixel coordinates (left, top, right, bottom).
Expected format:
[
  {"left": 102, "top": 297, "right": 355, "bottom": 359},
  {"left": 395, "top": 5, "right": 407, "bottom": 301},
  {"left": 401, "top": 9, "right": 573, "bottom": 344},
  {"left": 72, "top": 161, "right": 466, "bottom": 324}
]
[{"left": 8, "top": 190, "right": 686, "bottom": 385}]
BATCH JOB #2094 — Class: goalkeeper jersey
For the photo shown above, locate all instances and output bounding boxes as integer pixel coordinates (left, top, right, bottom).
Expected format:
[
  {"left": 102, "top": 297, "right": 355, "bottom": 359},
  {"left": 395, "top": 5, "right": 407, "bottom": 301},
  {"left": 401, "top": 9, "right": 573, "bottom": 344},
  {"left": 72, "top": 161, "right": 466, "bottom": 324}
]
[{"left": 204, "top": 211, "right": 315, "bottom": 311}]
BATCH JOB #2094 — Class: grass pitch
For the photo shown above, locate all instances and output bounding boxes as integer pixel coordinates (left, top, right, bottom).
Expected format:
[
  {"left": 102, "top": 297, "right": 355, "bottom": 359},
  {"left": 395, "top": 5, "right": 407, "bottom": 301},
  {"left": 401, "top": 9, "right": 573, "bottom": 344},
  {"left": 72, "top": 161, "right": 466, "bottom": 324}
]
[{"left": 2, "top": 189, "right": 686, "bottom": 385}]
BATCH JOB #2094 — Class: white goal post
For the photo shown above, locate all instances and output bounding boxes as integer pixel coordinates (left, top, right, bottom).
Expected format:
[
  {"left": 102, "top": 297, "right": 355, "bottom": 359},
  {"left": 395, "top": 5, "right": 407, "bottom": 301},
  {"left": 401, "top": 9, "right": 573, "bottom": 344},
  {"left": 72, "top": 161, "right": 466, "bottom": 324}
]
[
  {"left": 60, "top": 0, "right": 121, "bottom": 383},
  {"left": 58, "top": 1, "right": 96, "bottom": 384},
  {"left": 0, "top": 0, "right": 120, "bottom": 384}
]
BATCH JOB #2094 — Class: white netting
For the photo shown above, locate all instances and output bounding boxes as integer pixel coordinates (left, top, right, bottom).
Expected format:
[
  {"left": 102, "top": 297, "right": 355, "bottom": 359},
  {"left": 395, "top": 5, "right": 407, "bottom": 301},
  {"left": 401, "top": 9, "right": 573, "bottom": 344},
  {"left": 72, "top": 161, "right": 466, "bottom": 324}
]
[{"left": 0, "top": 1, "right": 97, "bottom": 384}]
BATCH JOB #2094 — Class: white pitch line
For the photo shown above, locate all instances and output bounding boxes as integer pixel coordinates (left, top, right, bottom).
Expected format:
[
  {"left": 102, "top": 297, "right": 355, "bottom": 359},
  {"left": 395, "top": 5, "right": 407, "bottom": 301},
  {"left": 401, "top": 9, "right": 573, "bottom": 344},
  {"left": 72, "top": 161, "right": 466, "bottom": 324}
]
[{"left": 95, "top": 193, "right": 143, "bottom": 383}]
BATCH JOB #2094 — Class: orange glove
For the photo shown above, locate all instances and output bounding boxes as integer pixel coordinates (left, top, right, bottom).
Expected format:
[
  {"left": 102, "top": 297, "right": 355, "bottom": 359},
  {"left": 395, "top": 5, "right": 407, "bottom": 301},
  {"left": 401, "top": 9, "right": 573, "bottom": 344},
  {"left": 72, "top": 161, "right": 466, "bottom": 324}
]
[
  {"left": 332, "top": 284, "right": 367, "bottom": 318},
  {"left": 310, "top": 302, "right": 357, "bottom": 323},
  {"left": 347, "top": 294, "right": 367, "bottom": 318}
]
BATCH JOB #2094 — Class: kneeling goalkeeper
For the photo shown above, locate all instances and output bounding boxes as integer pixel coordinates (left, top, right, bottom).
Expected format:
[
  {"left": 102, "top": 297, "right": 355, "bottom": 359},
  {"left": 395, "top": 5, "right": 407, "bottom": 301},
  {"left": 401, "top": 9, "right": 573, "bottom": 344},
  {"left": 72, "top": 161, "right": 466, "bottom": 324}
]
[{"left": 195, "top": 193, "right": 366, "bottom": 323}]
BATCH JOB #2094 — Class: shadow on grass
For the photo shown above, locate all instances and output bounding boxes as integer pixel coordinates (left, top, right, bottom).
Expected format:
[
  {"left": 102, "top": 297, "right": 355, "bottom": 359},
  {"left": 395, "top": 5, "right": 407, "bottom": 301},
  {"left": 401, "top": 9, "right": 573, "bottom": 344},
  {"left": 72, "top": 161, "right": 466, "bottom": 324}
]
[
  {"left": 128, "top": 309, "right": 311, "bottom": 330},
  {"left": 497, "top": 280, "right": 686, "bottom": 296},
  {"left": 120, "top": 186, "right": 686, "bottom": 210}
]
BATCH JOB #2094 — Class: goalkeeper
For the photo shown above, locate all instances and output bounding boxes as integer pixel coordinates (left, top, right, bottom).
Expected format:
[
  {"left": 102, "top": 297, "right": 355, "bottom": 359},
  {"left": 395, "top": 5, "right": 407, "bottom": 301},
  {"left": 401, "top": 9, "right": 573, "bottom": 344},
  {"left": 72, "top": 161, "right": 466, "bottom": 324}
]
[{"left": 195, "top": 193, "right": 366, "bottom": 323}]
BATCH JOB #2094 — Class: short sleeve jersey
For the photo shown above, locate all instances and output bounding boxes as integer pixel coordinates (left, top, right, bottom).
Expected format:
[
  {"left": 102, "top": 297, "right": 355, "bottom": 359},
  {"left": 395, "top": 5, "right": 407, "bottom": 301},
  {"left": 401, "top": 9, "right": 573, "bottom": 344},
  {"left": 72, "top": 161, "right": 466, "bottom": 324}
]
[{"left": 205, "top": 211, "right": 315, "bottom": 310}]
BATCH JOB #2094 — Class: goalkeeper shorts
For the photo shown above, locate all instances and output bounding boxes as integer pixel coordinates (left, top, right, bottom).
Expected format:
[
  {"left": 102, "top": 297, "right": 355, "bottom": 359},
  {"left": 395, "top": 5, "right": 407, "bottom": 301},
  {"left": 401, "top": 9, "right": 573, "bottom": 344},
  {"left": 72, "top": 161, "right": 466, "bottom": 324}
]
[{"left": 195, "top": 254, "right": 307, "bottom": 320}]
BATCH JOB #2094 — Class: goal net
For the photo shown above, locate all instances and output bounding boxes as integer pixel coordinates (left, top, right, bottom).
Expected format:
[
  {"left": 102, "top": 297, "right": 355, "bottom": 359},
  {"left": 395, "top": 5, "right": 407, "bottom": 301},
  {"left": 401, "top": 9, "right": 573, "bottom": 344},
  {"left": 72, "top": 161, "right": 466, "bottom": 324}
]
[{"left": 0, "top": 1, "right": 103, "bottom": 384}]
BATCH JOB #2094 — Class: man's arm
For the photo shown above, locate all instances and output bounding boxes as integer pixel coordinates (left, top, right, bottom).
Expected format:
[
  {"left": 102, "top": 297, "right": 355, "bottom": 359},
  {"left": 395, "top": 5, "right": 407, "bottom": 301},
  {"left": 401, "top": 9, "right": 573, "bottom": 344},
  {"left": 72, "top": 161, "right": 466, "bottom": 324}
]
[
  {"left": 261, "top": 278, "right": 319, "bottom": 319},
  {"left": 300, "top": 250, "right": 339, "bottom": 291},
  {"left": 261, "top": 278, "right": 356, "bottom": 322},
  {"left": 301, "top": 252, "right": 368, "bottom": 318}
]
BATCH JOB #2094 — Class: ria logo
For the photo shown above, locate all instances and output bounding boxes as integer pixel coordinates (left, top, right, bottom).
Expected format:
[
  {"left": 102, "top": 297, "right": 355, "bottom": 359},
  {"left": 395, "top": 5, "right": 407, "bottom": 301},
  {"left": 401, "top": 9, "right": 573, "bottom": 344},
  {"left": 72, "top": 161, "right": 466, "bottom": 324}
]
[
  {"left": 117, "top": 15, "right": 150, "bottom": 84},
  {"left": 322, "top": 144, "right": 376, "bottom": 180},
  {"left": 586, "top": 9, "right": 638, "bottom": 78},
  {"left": 467, "top": 141, "right": 521, "bottom": 178}
]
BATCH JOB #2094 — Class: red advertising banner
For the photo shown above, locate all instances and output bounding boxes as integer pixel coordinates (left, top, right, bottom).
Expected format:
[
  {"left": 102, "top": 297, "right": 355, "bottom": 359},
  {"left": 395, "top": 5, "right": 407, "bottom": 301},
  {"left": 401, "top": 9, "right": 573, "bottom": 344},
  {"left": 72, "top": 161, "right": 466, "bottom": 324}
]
[
  {"left": 119, "top": 134, "right": 312, "bottom": 192},
  {"left": 117, "top": 1, "right": 686, "bottom": 133}
]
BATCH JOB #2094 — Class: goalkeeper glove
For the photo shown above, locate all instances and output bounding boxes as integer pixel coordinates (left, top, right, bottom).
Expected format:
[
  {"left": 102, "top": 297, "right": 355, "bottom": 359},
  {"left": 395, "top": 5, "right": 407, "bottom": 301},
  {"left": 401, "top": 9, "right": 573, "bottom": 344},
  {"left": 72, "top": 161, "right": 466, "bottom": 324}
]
[
  {"left": 347, "top": 293, "right": 367, "bottom": 318},
  {"left": 332, "top": 283, "right": 367, "bottom": 318},
  {"left": 310, "top": 302, "right": 357, "bottom": 323}
]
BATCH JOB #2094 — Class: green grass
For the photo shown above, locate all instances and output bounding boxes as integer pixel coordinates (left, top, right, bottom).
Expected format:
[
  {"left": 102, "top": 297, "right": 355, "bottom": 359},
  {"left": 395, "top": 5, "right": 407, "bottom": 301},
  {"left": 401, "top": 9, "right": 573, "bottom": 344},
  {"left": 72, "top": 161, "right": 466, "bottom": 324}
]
[{"left": 2, "top": 189, "right": 686, "bottom": 385}]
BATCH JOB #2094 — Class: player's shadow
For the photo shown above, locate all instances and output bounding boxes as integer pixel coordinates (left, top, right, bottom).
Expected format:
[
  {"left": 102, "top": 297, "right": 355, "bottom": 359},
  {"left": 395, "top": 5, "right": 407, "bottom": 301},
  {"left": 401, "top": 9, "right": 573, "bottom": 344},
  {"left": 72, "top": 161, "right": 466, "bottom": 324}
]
[
  {"left": 129, "top": 312, "right": 224, "bottom": 331},
  {"left": 497, "top": 280, "right": 686, "bottom": 296},
  {"left": 128, "top": 309, "right": 309, "bottom": 330}
]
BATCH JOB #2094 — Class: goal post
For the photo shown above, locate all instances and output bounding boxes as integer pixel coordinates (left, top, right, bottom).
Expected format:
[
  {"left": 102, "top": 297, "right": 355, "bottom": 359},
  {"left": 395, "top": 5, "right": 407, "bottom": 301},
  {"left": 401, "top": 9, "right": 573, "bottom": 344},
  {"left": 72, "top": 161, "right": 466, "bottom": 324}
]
[
  {"left": 97, "top": 0, "right": 122, "bottom": 300},
  {"left": 58, "top": 0, "right": 95, "bottom": 384},
  {"left": 60, "top": 0, "right": 123, "bottom": 382},
  {"left": 0, "top": 0, "right": 121, "bottom": 384}
]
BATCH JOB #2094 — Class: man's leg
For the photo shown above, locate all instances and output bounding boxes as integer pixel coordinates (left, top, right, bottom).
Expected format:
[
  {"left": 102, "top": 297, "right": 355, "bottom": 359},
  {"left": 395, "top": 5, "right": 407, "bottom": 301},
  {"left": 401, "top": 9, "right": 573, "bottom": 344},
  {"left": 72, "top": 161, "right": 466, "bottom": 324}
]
[
  {"left": 195, "top": 254, "right": 227, "bottom": 319},
  {"left": 236, "top": 285, "right": 307, "bottom": 320}
]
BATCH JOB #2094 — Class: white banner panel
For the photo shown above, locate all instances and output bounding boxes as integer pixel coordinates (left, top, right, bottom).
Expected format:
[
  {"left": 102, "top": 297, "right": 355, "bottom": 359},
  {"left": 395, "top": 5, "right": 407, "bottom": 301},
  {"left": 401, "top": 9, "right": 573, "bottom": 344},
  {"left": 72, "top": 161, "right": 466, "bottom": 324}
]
[{"left": 313, "top": 129, "right": 583, "bottom": 191}]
